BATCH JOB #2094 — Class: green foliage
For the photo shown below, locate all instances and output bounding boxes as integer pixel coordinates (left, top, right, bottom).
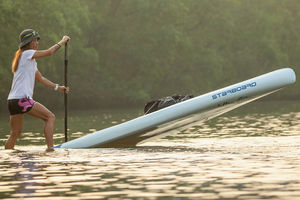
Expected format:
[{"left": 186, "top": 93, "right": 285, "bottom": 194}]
[{"left": 0, "top": 0, "right": 299, "bottom": 112}]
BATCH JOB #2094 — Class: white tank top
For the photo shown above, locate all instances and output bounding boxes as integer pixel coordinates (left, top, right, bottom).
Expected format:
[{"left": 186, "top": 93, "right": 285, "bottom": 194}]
[{"left": 8, "top": 50, "right": 37, "bottom": 100}]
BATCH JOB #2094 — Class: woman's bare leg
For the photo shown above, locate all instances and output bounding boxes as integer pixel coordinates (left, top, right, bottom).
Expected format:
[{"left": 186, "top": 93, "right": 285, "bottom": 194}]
[
  {"left": 27, "top": 102, "right": 56, "bottom": 148},
  {"left": 5, "top": 114, "right": 24, "bottom": 149}
]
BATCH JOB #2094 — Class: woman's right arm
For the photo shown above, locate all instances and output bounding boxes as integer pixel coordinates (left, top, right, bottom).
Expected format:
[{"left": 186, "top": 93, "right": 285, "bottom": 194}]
[{"left": 32, "top": 36, "right": 70, "bottom": 59}]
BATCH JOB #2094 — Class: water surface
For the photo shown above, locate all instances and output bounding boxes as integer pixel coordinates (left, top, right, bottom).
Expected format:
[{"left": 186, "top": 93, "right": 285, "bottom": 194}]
[{"left": 0, "top": 101, "right": 299, "bottom": 200}]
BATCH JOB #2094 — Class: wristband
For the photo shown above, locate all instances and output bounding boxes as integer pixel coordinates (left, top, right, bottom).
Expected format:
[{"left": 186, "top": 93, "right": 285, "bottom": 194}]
[
  {"left": 56, "top": 43, "right": 61, "bottom": 47},
  {"left": 54, "top": 84, "right": 59, "bottom": 91}
]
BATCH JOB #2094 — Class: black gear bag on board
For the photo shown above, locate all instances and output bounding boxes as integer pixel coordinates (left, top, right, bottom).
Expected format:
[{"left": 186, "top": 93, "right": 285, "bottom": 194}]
[{"left": 144, "top": 94, "right": 194, "bottom": 115}]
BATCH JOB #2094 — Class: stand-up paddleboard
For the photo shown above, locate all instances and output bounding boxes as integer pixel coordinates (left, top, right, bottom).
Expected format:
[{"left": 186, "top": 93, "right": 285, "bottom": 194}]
[{"left": 55, "top": 68, "right": 296, "bottom": 149}]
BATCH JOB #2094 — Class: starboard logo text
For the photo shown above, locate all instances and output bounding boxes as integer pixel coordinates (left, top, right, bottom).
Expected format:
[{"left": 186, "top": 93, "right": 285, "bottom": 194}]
[{"left": 212, "top": 82, "right": 257, "bottom": 100}]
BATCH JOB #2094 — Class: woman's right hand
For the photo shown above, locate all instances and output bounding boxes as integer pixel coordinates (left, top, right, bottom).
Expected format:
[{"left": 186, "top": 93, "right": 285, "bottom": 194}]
[{"left": 61, "top": 36, "right": 70, "bottom": 44}]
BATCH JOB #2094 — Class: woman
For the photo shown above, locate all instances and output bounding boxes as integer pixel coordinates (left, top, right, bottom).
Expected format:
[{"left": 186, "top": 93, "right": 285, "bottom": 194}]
[{"left": 6, "top": 29, "right": 70, "bottom": 151}]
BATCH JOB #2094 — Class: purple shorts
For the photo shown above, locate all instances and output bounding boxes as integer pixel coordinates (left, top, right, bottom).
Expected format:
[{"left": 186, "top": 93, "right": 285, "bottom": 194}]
[{"left": 8, "top": 97, "right": 36, "bottom": 115}]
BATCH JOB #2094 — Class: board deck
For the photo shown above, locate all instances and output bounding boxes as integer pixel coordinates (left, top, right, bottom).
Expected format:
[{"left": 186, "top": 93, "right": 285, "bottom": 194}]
[{"left": 55, "top": 68, "right": 296, "bottom": 149}]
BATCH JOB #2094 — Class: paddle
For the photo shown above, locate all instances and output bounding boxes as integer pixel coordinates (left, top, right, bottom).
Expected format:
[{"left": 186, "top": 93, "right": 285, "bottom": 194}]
[{"left": 64, "top": 42, "right": 68, "bottom": 142}]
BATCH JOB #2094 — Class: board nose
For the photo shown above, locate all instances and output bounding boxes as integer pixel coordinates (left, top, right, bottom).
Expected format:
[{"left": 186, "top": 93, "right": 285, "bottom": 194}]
[{"left": 285, "top": 68, "right": 296, "bottom": 83}]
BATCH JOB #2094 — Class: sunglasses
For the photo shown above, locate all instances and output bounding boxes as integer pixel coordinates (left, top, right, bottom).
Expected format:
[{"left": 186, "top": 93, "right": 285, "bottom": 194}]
[{"left": 23, "top": 31, "right": 39, "bottom": 39}]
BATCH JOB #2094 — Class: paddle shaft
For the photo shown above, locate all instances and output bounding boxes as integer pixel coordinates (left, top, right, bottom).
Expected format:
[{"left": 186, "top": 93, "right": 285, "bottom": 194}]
[{"left": 64, "top": 43, "right": 68, "bottom": 142}]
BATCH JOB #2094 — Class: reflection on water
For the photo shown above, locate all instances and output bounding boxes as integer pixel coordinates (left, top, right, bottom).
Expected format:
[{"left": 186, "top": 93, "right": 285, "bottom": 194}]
[
  {"left": 0, "top": 101, "right": 300, "bottom": 199},
  {"left": 170, "top": 112, "right": 300, "bottom": 140},
  {"left": 1, "top": 137, "right": 300, "bottom": 200}
]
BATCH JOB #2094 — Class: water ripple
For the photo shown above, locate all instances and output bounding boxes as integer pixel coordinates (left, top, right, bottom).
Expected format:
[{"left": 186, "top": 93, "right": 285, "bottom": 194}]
[{"left": 0, "top": 108, "right": 299, "bottom": 199}]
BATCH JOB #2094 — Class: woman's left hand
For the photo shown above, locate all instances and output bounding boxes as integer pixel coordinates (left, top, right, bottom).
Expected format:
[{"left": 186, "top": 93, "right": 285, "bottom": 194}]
[{"left": 58, "top": 86, "right": 69, "bottom": 94}]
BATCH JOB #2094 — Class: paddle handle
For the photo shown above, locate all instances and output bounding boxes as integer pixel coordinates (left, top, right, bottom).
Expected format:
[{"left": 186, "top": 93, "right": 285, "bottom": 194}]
[{"left": 64, "top": 43, "right": 68, "bottom": 142}]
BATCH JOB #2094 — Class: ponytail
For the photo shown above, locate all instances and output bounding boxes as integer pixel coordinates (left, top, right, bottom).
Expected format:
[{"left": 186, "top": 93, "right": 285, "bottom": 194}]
[{"left": 11, "top": 48, "right": 22, "bottom": 73}]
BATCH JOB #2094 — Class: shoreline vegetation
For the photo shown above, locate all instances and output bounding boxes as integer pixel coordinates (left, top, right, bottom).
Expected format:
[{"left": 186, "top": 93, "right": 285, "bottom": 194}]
[{"left": 1, "top": 0, "right": 299, "bottom": 113}]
